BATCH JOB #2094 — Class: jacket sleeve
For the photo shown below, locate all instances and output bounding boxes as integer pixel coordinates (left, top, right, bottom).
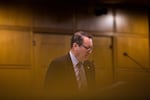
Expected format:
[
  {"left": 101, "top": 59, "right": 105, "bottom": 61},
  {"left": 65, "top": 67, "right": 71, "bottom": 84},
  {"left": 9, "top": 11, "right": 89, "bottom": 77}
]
[{"left": 44, "top": 60, "right": 63, "bottom": 92}]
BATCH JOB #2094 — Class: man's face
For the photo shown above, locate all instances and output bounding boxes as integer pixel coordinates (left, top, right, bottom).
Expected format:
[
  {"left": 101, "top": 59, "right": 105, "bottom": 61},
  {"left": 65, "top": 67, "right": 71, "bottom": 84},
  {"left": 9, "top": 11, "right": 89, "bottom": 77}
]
[{"left": 77, "top": 36, "right": 93, "bottom": 62}]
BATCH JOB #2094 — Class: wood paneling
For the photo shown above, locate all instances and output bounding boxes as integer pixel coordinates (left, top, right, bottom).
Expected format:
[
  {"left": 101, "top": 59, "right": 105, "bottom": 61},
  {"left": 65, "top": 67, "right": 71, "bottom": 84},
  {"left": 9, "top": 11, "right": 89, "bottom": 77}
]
[
  {"left": 114, "top": 70, "right": 150, "bottom": 97},
  {"left": 33, "top": 6, "right": 74, "bottom": 32},
  {"left": 116, "top": 36, "right": 149, "bottom": 70},
  {"left": 0, "top": 69, "right": 32, "bottom": 97},
  {"left": 110, "top": 36, "right": 150, "bottom": 97},
  {"left": 91, "top": 36, "right": 113, "bottom": 88},
  {"left": 0, "top": 30, "right": 32, "bottom": 66},
  {"left": 116, "top": 9, "right": 149, "bottom": 34},
  {"left": 114, "top": 36, "right": 150, "bottom": 96},
  {"left": 76, "top": 8, "right": 113, "bottom": 32},
  {"left": 0, "top": 2, "right": 149, "bottom": 97},
  {"left": 33, "top": 33, "right": 70, "bottom": 91},
  {"left": 0, "top": 4, "right": 32, "bottom": 27}
]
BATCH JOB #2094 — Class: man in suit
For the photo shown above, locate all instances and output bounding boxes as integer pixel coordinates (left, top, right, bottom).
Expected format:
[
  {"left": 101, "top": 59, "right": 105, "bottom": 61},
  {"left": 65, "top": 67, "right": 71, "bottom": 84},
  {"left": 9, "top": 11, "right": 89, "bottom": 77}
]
[{"left": 45, "top": 31, "right": 95, "bottom": 97}]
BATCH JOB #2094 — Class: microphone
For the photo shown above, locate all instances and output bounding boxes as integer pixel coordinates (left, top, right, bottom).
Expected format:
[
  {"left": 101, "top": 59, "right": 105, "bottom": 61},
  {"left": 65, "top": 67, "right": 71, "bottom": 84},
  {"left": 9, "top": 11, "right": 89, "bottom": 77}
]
[
  {"left": 123, "top": 52, "right": 150, "bottom": 74},
  {"left": 123, "top": 52, "right": 128, "bottom": 56}
]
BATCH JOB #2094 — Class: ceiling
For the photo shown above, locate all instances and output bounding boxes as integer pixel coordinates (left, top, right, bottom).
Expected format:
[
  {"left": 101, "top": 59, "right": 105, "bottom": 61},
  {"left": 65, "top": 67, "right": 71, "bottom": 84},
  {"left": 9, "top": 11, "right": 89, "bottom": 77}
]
[
  {"left": 96, "top": 0, "right": 149, "bottom": 4},
  {"left": 0, "top": 0, "right": 150, "bottom": 8},
  {"left": 1, "top": 0, "right": 150, "bottom": 5},
  {"left": 90, "top": 0, "right": 150, "bottom": 7}
]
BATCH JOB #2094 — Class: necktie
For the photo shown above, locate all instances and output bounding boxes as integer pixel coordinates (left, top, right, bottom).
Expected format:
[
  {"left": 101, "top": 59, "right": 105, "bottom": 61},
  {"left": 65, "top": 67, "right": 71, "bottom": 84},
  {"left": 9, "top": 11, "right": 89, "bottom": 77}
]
[{"left": 76, "top": 62, "right": 87, "bottom": 91}]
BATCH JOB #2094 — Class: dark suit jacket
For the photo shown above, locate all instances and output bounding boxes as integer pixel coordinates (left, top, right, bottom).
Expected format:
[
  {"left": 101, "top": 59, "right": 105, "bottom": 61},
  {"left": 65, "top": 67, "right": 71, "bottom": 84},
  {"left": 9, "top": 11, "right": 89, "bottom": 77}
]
[{"left": 45, "top": 53, "right": 95, "bottom": 96}]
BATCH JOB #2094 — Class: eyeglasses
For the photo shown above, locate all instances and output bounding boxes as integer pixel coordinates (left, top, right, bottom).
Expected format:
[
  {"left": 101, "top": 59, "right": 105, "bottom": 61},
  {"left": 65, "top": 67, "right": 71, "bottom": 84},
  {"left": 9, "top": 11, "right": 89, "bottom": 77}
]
[{"left": 81, "top": 44, "right": 93, "bottom": 51}]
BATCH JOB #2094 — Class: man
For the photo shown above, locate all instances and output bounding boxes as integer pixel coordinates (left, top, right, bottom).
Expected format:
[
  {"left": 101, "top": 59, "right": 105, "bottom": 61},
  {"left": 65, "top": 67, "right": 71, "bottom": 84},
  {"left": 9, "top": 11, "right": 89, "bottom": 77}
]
[{"left": 45, "top": 31, "right": 95, "bottom": 97}]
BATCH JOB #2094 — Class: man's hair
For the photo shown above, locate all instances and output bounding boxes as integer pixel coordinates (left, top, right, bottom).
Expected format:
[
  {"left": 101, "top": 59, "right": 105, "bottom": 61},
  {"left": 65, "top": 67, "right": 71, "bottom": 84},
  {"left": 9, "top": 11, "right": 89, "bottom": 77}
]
[{"left": 70, "top": 31, "right": 93, "bottom": 48}]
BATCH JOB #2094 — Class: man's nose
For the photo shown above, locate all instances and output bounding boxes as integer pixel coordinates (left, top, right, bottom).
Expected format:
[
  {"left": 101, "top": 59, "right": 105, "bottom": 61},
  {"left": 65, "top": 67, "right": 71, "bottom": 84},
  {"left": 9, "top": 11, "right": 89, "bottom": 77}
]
[{"left": 88, "top": 49, "right": 92, "bottom": 54}]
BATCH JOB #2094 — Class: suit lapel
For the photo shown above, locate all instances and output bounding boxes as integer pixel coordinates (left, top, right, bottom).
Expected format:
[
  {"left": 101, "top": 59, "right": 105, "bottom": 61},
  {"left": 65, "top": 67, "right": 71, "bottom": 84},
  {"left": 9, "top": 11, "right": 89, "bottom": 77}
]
[{"left": 64, "top": 53, "right": 78, "bottom": 86}]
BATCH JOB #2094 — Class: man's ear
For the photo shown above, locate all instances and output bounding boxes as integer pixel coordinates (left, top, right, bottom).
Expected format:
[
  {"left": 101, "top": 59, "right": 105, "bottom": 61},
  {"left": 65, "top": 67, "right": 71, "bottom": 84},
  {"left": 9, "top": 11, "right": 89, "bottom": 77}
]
[{"left": 73, "top": 42, "right": 78, "bottom": 48}]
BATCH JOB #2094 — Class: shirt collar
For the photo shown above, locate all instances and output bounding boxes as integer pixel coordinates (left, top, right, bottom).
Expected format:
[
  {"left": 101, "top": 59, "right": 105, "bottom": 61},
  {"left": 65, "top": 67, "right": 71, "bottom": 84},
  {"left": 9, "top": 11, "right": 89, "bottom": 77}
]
[{"left": 69, "top": 50, "right": 79, "bottom": 67}]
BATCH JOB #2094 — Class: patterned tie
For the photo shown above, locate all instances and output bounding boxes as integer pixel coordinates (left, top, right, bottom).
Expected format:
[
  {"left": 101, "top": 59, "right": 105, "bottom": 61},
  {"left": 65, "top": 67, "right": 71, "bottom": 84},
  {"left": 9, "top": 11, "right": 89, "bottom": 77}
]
[{"left": 76, "top": 62, "right": 87, "bottom": 91}]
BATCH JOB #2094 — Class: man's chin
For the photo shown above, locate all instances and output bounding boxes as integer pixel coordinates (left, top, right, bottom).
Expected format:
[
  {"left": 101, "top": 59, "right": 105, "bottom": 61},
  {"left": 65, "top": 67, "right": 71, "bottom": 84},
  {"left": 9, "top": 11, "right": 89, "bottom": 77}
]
[{"left": 83, "top": 58, "right": 88, "bottom": 61}]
